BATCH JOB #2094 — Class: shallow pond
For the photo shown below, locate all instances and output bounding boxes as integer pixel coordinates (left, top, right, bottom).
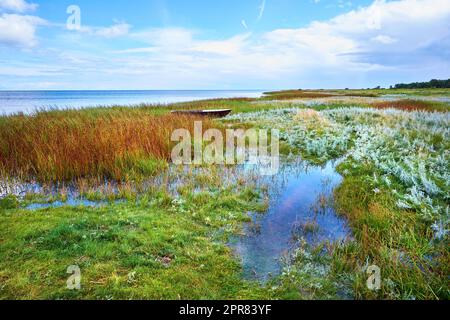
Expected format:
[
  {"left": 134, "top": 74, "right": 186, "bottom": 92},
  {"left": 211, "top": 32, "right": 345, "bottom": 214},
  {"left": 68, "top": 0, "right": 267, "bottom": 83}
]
[
  {"left": 4, "top": 158, "right": 352, "bottom": 282},
  {"left": 231, "top": 160, "right": 352, "bottom": 281}
]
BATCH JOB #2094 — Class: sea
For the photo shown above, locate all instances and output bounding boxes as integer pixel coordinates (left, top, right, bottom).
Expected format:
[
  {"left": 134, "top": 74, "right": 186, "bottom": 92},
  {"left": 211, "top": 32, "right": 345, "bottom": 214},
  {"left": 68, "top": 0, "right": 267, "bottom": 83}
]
[{"left": 0, "top": 90, "right": 264, "bottom": 115}]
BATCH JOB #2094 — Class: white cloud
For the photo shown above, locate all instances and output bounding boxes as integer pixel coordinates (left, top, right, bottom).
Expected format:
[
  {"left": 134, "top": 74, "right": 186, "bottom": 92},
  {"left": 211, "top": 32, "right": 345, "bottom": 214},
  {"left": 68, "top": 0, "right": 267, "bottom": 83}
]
[
  {"left": 113, "top": 0, "right": 450, "bottom": 87},
  {"left": 2, "top": 0, "right": 449, "bottom": 89},
  {"left": 63, "top": 0, "right": 439, "bottom": 89},
  {"left": 0, "top": 1, "right": 42, "bottom": 47},
  {"left": 123, "top": 29, "right": 249, "bottom": 56},
  {"left": 371, "top": 34, "right": 397, "bottom": 44},
  {"left": 93, "top": 22, "right": 130, "bottom": 38},
  {"left": 76, "top": 22, "right": 131, "bottom": 38},
  {"left": 132, "top": 28, "right": 193, "bottom": 48},
  {"left": 0, "top": 13, "right": 45, "bottom": 47},
  {"left": 191, "top": 34, "right": 251, "bottom": 56},
  {"left": 114, "top": 47, "right": 160, "bottom": 54},
  {"left": 0, "top": 0, "right": 37, "bottom": 12},
  {"left": 261, "top": 0, "right": 450, "bottom": 64}
]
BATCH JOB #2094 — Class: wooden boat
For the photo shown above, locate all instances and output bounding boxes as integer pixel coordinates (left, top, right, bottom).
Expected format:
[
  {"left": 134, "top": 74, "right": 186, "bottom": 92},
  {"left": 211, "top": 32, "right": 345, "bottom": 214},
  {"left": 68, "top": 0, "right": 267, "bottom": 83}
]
[{"left": 171, "top": 109, "right": 232, "bottom": 118}]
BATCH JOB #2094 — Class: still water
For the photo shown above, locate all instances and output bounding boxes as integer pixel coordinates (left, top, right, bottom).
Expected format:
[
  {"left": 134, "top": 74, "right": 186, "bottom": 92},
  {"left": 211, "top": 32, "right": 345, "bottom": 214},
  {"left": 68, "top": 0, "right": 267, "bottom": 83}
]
[
  {"left": 12, "top": 158, "right": 351, "bottom": 281},
  {"left": 231, "top": 160, "right": 351, "bottom": 280},
  {"left": 0, "top": 90, "right": 263, "bottom": 115}
]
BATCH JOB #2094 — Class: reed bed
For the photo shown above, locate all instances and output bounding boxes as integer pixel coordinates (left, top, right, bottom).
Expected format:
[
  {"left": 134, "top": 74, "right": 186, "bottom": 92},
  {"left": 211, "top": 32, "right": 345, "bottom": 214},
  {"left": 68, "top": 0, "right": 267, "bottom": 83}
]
[
  {"left": 371, "top": 99, "right": 448, "bottom": 112},
  {"left": 227, "top": 106, "right": 449, "bottom": 299},
  {"left": 0, "top": 109, "right": 212, "bottom": 182},
  {"left": 263, "top": 90, "right": 337, "bottom": 100},
  {"left": 262, "top": 90, "right": 382, "bottom": 100}
]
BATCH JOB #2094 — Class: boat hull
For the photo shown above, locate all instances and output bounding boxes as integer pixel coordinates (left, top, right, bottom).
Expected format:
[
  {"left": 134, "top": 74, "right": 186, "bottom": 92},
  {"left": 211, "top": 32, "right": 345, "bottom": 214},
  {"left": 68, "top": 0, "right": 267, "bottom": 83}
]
[{"left": 171, "top": 109, "right": 232, "bottom": 118}]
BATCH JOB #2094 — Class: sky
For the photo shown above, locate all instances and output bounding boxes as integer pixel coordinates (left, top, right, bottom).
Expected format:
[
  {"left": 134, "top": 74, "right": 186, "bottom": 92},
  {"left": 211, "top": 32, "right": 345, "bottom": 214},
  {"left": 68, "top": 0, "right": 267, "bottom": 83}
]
[{"left": 0, "top": 0, "right": 449, "bottom": 90}]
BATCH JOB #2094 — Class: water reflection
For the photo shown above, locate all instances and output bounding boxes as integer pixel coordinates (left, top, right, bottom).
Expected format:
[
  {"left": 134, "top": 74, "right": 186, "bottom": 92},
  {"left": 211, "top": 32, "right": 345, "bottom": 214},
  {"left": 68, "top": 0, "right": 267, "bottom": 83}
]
[
  {"left": 2, "top": 157, "right": 352, "bottom": 281},
  {"left": 26, "top": 199, "right": 109, "bottom": 210},
  {"left": 231, "top": 160, "right": 351, "bottom": 281}
]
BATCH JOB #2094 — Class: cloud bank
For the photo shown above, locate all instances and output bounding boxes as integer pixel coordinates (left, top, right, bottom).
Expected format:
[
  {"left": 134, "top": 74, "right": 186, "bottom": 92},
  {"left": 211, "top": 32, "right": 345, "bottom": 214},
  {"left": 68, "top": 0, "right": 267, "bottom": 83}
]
[
  {"left": 1, "top": 0, "right": 449, "bottom": 89},
  {"left": 0, "top": 0, "right": 37, "bottom": 12},
  {"left": 0, "top": 13, "right": 45, "bottom": 47},
  {"left": 0, "top": 0, "right": 43, "bottom": 47}
]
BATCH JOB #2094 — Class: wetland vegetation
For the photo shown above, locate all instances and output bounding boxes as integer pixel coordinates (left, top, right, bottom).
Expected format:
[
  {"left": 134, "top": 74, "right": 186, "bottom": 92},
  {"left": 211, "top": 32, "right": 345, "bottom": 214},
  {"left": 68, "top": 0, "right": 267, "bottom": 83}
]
[{"left": 0, "top": 88, "right": 448, "bottom": 300}]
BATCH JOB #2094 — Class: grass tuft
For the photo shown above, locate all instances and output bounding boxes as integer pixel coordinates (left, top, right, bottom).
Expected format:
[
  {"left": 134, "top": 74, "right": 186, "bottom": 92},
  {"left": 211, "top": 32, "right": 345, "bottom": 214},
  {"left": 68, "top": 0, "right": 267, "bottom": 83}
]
[{"left": 371, "top": 99, "right": 449, "bottom": 112}]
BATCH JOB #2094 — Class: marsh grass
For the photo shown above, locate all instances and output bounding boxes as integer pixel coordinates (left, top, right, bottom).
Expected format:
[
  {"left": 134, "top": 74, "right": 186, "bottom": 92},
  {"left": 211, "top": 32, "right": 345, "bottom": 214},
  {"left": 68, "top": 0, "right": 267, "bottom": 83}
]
[
  {"left": 326, "top": 88, "right": 450, "bottom": 97},
  {"left": 0, "top": 187, "right": 273, "bottom": 299},
  {"left": 1, "top": 91, "right": 449, "bottom": 300},
  {"left": 0, "top": 97, "right": 290, "bottom": 185},
  {"left": 262, "top": 90, "right": 339, "bottom": 100},
  {"left": 262, "top": 89, "right": 383, "bottom": 101},
  {"left": 2, "top": 93, "right": 445, "bottom": 184},
  {"left": 333, "top": 162, "right": 449, "bottom": 299},
  {"left": 371, "top": 99, "right": 449, "bottom": 112},
  {"left": 0, "top": 109, "right": 214, "bottom": 182},
  {"left": 227, "top": 104, "right": 449, "bottom": 299}
]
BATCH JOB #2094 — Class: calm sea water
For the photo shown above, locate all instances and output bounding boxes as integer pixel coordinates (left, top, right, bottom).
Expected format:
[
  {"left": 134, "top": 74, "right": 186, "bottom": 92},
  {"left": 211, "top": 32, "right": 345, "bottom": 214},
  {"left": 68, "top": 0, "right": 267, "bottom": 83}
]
[{"left": 0, "top": 90, "right": 264, "bottom": 115}]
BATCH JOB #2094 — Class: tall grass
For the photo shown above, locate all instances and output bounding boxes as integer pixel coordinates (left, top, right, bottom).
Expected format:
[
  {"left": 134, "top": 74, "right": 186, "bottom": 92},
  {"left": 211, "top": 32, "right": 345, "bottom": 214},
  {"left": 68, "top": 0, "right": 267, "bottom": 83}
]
[
  {"left": 227, "top": 106, "right": 449, "bottom": 299},
  {"left": 262, "top": 90, "right": 382, "bottom": 100},
  {"left": 0, "top": 109, "right": 212, "bottom": 182},
  {"left": 262, "top": 90, "right": 337, "bottom": 100},
  {"left": 371, "top": 99, "right": 449, "bottom": 112}
]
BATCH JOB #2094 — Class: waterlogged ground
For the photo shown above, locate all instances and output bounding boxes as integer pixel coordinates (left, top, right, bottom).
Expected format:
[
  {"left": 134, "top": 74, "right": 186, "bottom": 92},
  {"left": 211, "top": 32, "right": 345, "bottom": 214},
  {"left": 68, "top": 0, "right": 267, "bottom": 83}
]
[
  {"left": 6, "top": 160, "right": 352, "bottom": 273},
  {"left": 0, "top": 157, "right": 355, "bottom": 297},
  {"left": 232, "top": 160, "right": 351, "bottom": 280},
  {"left": 26, "top": 199, "right": 109, "bottom": 210},
  {"left": 0, "top": 89, "right": 449, "bottom": 300},
  {"left": 225, "top": 101, "right": 449, "bottom": 299}
]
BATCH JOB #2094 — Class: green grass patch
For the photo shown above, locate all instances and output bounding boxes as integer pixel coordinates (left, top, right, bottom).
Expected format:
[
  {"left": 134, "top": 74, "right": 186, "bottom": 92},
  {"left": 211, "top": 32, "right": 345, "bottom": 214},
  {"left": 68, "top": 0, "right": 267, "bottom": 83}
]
[{"left": 0, "top": 188, "right": 273, "bottom": 300}]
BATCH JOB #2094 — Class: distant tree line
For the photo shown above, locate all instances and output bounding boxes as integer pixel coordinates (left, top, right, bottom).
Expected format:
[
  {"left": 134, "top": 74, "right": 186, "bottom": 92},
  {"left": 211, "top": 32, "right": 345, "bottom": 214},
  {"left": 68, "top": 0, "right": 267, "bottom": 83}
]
[{"left": 392, "top": 79, "right": 450, "bottom": 89}]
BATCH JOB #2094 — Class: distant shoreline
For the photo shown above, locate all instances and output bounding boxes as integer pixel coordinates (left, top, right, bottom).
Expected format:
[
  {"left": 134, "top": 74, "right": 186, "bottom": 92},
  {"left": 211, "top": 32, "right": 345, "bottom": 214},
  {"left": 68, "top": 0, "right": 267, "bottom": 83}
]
[{"left": 0, "top": 90, "right": 265, "bottom": 115}]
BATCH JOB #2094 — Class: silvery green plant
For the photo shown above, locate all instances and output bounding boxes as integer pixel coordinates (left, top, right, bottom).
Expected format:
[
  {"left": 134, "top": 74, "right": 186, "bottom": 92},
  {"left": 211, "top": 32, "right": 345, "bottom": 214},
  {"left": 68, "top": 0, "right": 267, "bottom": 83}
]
[{"left": 225, "top": 106, "right": 449, "bottom": 223}]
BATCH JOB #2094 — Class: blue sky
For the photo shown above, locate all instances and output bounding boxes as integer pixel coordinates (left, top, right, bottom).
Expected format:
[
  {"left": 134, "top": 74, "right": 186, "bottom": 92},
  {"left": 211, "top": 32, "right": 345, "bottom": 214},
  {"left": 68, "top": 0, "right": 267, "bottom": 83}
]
[{"left": 0, "top": 0, "right": 449, "bottom": 90}]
